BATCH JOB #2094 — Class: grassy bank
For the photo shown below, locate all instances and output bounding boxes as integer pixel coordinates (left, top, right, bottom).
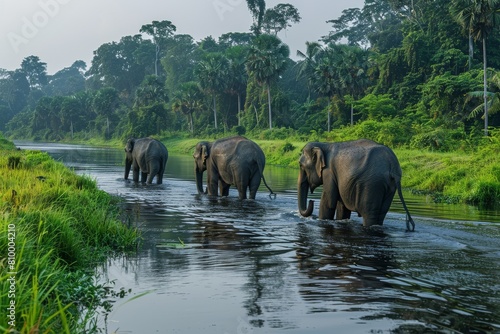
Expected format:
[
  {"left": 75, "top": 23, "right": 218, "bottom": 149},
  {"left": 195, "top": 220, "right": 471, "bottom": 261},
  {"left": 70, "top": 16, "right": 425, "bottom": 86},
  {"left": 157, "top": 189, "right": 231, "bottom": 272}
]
[
  {"left": 159, "top": 134, "right": 500, "bottom": 208},
  {"left": 0, "top": 135, "right": 138, "bottom": 333}
]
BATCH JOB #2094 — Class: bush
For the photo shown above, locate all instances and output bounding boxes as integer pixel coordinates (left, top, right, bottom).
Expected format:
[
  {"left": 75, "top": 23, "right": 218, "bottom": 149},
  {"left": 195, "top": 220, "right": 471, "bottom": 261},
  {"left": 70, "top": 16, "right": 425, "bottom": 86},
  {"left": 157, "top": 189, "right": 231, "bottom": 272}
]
[{"left": 232, "top": 125, "right": 246, "bottom": 136}]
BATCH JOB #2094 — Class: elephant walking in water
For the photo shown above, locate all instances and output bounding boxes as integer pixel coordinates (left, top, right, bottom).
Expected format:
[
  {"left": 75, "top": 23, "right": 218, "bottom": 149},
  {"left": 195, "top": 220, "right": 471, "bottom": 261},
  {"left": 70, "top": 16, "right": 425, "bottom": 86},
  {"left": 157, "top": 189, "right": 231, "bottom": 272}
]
[
  {"left": 298, "top": 139, "right": 415, "bottom": 231},
  {"left": 193, "top": 136, "right": 274, "bottom": 199},
  {"left": 124, "top": 137, "right": 168, "bottom": 184}
]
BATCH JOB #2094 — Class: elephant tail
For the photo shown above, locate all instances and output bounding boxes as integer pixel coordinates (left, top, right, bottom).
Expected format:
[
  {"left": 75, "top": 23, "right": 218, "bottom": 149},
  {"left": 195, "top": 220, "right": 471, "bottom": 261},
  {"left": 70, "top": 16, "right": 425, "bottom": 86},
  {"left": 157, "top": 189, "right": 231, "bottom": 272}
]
[
  {"left": 397, "top": 181, "right": 415, "bottom": 232},
  {"left": 261, "top": 174, "right": 276, "bottom": 199}
]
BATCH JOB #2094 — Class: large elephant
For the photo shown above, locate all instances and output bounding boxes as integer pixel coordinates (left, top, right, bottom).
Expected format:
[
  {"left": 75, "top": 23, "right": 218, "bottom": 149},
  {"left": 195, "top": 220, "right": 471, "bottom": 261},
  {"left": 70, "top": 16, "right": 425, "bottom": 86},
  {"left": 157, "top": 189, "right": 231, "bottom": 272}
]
[
  {"left": 193, "top": 136, "right": 274, "bottom": 199},
  {"left": 298, "top": 139, "right": 415, "bottom": 231},
  {"left": 124, "top": 137, "right": 168, "bottom": 184}
]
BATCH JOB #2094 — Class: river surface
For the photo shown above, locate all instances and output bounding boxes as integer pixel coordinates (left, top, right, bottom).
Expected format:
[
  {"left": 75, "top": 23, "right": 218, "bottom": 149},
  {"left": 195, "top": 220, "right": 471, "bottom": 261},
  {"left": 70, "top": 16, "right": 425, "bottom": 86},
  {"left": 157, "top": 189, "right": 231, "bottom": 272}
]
[{"left": 15, "top": 142, "right": 500, "bottom": 334}]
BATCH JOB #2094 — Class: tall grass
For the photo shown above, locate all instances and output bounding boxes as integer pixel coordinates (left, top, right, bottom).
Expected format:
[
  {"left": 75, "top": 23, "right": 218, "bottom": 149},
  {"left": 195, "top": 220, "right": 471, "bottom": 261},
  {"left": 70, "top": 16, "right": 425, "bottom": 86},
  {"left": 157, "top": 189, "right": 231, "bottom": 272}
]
[{"left": 0, "top": 143, "right": 138, "bottom": 333}]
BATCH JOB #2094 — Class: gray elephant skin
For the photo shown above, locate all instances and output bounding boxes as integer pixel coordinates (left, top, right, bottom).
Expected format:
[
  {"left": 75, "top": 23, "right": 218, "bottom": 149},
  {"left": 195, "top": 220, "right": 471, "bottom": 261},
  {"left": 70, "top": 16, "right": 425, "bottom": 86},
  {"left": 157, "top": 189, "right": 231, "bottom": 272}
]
[
  {"left": 124, "top": 137, "right": 168, "bottom": 184},
  {"left": 298, "top": 139, "right": 415, "bottom": 231},
  {"left": 193, "top": 136, "right": 273, "bottom": 199}
]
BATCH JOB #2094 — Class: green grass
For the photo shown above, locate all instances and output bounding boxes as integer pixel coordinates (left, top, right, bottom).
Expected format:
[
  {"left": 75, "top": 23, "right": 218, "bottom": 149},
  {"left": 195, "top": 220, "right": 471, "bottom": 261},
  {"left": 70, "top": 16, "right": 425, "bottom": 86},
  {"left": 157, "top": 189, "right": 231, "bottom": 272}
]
[{"left": 0, "top": 135, "right": 139, "bottom": 333}]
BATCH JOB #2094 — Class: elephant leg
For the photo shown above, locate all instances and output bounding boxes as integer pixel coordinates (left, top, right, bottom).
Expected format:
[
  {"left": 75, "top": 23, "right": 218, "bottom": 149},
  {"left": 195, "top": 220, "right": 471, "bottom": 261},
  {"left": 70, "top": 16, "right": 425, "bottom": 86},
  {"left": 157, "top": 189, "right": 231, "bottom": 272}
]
[
  {"left": 147, "top": 161, "right": 160, "bottom": 184},
  {"left": 361, "top": 186, "right": 396, "bottom": 227},
  {"left": 141, "top": 172, "right": 148, "bottom": 183},
  {"left": 219, "top": 180, "right": 230, "bottom": 197},
  {"left": 248, "top": 174, "right": 261, "bottom": 200},
  {"left": 132, "top": 166, "right": 140, "bottom": 182},
  {"left": 236, "top": 185, "right": 247, "bottom": 200},
  {"left": 318, "top": 177, "right": 338, "bottom": 220},
  {"left": 335, "top": 201, "right": 352, "bottom": 220}
]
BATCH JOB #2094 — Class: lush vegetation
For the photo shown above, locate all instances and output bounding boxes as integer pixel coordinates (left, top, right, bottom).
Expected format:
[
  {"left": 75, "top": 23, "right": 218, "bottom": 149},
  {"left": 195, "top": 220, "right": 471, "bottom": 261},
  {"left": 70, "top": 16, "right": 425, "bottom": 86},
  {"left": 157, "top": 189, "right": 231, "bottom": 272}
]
[
  {"left": 1, "top": 0, "right": 499, "bottom": 143},
  {"left": 0, "top": 0, "right": 499, "bottom": 207},
  {"left": 0, "top": 134, "right": 138, "bottom": 333}
]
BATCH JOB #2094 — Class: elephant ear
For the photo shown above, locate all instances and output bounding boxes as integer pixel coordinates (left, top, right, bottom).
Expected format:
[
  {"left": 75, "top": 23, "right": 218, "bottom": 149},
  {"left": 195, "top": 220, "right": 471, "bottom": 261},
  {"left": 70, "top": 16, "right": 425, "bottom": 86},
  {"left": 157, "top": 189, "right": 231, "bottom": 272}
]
[
  {"left": 201, "top": 144, "right": 208, "bottom": 163},
  {"left": 312, "top": 147, "right": 326, "bottom": 178},
  {"left": 126, "top": 138, "right": 135, "bottom": 153}
]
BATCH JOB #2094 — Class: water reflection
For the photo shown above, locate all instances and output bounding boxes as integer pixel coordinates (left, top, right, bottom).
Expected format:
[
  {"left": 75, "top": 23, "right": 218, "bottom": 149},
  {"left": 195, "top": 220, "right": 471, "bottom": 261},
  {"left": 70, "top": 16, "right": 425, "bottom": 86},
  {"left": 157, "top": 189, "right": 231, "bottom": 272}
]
[{"left": 13, "top": 142, "right": 500, "bottom": 333}]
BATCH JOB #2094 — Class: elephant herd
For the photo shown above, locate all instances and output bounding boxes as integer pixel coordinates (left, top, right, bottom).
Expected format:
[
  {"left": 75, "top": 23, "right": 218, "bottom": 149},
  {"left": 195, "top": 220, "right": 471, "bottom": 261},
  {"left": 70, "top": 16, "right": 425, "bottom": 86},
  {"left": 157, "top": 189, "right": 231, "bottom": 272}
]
[{"left": 124, "top": 136, "right": 415, "bottom": 231}]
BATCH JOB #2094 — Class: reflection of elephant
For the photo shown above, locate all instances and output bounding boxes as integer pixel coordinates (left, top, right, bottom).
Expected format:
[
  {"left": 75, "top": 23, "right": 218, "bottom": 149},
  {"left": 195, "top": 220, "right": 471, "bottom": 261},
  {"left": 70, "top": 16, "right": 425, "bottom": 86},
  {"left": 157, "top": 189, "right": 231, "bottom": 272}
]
[
  {"left": 193, "top": 136, "right": 274, "bottom": 199},
  {"left": 298, "top": 139, "right": 415, "bottom": 231},
  {"left": 124, "top": 137, "right": 168, "bottom": 184}
]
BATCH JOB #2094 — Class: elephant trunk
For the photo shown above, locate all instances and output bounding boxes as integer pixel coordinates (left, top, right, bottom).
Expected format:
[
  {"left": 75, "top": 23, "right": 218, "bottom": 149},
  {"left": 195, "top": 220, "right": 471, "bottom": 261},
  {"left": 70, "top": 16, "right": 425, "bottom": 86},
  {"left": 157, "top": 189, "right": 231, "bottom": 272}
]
[
  {"left": 124, "top": 159, "right": 131, "bottom": 180},
  {"left": 195, "top": 168, "right": 205, "bottom": 195},
  {"left": 298, "top": 170, "right": 314, "bottom": 217}
]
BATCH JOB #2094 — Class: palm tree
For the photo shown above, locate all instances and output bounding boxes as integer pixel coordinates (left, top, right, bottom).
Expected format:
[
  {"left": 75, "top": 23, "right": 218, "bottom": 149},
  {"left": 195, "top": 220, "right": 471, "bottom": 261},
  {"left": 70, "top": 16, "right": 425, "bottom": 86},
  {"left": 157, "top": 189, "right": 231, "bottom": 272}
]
[
  {"left": 312, "top": 47, "right": 338, "bottom": 132},
  {"left": 172, "top": 82, "right": 204, "bottom": 134},
  {"left": 296, "top": 41, "right": 322, "bottom": 100},
  {"left": 245, "top": 34, "right": 290, "bottom": 130},
  {"left": 451, "top": 0, "right": 500, "bottom": 135},
  {"left": 195, "top": 54, "right": 229, "bottom": 130},
  {"left": 225, "top": 46, "right": 249, "bottom": 126},
  {"left": 467, "top": 70, "right": 500, "bottom": 119}
]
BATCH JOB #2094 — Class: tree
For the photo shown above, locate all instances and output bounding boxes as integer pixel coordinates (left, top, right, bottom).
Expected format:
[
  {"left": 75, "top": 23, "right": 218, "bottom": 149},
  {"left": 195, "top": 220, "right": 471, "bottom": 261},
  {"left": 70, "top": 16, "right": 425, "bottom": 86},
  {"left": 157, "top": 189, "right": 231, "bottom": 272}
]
[
  {"left": 46, "top": 61, "right": 86, "bottom": 96},
  {"left": 162, "top": 34, "right": 199, "bottom": 94},
  {"left": 246, "top": 34, "right": 290, "bottom": 129},
  {"left": 195, "top": 53, "right": 229, "bottom": 130},
  {"left": 140, "top": 20, "right": 177, "bottom": 77},
  {"left": 21, "top": 55, "right": 48, "bottom": 89},
  {"left": 451, "top": 0, "right": 500, "bottom": 135},
  {"left": 245, "top": 0, "right": 267, "bottom": 35},
  {"left": 172, "top": 82, "right": 204, "bottom": 133},
  {"left": 262, "top": 3, "right": 301, "bottom": 36},
  {"left": 296, "top": 41, "right": 322, "bottom": 100},
  {"left": 225, "top": 46, "right": 249, "bottom": 125}
]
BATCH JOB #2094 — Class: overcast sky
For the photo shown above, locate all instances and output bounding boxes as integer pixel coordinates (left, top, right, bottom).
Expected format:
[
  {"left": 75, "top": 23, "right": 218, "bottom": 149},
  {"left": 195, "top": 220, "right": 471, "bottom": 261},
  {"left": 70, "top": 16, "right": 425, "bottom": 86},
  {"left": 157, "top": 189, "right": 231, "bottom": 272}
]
[{"left": 0, "top": 0, "right": 364, "bottom": 74}]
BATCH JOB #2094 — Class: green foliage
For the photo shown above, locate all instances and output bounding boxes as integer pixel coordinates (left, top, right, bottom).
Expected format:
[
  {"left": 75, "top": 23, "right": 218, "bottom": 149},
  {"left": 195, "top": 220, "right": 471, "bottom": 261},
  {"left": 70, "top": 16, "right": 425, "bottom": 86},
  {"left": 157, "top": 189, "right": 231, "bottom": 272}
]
[
  {"left": 0, "top": 143, "right": 138, "bottom": 333},
  {"left": 232, "top": 125, "right": 246, "bottom": 135},
  {"left": 355, "top": 94, "right": 397, "bottom": 120}
]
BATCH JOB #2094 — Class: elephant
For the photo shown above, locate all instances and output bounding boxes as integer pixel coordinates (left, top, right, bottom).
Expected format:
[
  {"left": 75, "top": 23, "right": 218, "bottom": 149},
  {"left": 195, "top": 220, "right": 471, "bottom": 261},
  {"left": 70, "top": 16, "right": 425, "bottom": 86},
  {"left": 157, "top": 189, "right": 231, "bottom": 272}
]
[
  {"left": 193, "top": 136, "right": 275, "bottom": 199},
  {"left": 124, "top": 137, "right": 168, "bottom": 184},
  {"left": 297, "top": 139, "right": 415, "bottom": 231}
]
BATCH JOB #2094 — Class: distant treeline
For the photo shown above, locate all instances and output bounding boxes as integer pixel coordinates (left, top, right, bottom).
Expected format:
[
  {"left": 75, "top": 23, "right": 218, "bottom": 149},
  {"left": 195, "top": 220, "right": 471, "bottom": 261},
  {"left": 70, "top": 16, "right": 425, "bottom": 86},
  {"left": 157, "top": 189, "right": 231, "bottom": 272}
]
[{"left": 1, "top": 0, "right": 500, "bottom": 150}]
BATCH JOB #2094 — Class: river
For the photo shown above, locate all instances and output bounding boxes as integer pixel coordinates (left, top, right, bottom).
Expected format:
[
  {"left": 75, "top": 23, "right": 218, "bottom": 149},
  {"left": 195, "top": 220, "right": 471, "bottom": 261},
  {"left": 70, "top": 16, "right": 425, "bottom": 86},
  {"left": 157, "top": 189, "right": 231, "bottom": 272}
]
[{"left": 15, "top": 142, "right": 500, "bottom": 334}]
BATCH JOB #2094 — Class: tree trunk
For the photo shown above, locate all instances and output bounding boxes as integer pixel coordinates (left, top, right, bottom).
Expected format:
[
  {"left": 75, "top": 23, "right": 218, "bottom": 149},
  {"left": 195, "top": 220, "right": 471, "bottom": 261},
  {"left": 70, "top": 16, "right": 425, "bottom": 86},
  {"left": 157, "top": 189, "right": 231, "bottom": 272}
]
[
  {"left": 351, "top": 103, "right": 354, "bottom": 126},
  {"left": 213, "top": 95, "right": 218, "bottom": 130},
  {"left": 468, "top": 34, "right": 474, "bottom": 70},
  {"left": 237, "top": 93, "right": 241, "bottom": 126},
  {"left": 327, "top": 109, "right": 331, "bottom": 133},
  {"left": 267, "top": 82, "right": 272, "bottom": 130},
  {"left": 155, "top": 44, "right": 160, "bottom": 76},
  {"left": 483, "top": 37, "right": 488, "bottom": 136}
]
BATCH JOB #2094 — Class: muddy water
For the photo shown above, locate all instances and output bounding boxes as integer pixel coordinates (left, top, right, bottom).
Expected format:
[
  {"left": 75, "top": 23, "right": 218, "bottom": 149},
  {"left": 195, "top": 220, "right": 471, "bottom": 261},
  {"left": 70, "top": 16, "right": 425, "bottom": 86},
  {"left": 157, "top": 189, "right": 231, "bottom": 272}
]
[{"left": 15, "top": 142, "right": 500, "bottom": 333}]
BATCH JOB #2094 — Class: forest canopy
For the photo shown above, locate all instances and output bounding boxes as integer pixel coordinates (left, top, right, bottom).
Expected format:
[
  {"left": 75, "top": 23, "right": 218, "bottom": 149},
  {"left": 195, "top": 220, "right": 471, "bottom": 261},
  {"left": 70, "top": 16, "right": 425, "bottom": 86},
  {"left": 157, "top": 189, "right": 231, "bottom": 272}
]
[{"left": 1, "top": 0, "right": 500, "bottom": 151}]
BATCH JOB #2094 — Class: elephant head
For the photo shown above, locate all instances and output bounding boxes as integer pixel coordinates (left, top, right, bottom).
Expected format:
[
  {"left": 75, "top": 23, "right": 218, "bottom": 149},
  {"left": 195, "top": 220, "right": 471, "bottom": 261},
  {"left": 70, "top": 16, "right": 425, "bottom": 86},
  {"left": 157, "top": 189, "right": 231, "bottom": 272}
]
[
  {"left": 298, "top": 143, "right": 326, "bottom": 217},
  {"left": 193, "top": 141, "right": 211, "bottom": 194},
  {"left": 124, "top": 138, "right": 135, "bottom": 179}
]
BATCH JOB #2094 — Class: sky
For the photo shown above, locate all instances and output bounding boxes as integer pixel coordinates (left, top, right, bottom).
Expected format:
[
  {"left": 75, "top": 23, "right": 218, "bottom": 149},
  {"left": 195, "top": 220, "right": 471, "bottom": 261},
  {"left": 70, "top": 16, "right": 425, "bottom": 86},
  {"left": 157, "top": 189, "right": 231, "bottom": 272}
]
[{"left": 0, "top": 0, "right": 364, "bottom": 74}]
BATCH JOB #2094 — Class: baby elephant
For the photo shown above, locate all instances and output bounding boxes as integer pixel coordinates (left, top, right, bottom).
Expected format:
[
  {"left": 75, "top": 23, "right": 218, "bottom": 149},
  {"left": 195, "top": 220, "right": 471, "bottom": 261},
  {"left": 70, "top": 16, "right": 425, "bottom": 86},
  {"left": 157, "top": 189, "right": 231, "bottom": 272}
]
[
  {"left": 124, "top": 137, "right": 168, "bottom": 184},
  {"left": 193, "top": 136, "right": 274, "bottom": 199}
]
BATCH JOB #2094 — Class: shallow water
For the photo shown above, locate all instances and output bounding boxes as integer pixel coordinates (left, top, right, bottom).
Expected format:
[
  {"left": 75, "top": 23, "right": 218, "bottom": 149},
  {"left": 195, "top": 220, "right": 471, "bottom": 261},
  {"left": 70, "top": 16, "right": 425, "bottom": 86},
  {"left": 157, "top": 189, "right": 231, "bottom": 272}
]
[{"left": 15, "top": 142, "right": 500, "bottom": 333}]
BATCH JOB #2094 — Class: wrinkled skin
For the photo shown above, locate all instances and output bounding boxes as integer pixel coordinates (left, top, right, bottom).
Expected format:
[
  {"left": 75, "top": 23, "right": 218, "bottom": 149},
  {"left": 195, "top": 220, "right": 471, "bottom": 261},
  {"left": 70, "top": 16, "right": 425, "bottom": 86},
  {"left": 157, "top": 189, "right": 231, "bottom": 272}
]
[
  {"left": 193, "top": 136, "right": 272, "bottom": 200},
  {"left": 298, "top": 139, "right": 415, "bottom": 231},
  {"left": 124, "top": 137, "right": 168, "bottom": 184}
]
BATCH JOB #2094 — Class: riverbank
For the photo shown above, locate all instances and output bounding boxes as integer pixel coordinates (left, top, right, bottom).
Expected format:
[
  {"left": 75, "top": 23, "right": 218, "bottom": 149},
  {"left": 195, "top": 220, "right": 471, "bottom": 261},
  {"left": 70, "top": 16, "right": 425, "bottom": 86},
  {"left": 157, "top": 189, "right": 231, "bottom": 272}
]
[
  {"left": 0, "top": 136, "right": 138, "bottom": 333},
  {"left": 157, "top": 135, "right": 500, "bottom": 208}
]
